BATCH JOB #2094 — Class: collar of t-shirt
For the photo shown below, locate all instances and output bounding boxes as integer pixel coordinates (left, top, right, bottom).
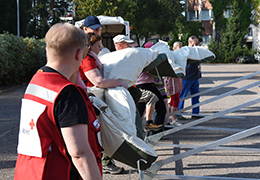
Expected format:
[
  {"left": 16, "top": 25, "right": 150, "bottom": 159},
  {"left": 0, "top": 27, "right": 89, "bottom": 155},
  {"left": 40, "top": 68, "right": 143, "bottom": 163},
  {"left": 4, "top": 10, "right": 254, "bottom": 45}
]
[{"left": 40, "top": 66, "right": 61, "bottom": 74}]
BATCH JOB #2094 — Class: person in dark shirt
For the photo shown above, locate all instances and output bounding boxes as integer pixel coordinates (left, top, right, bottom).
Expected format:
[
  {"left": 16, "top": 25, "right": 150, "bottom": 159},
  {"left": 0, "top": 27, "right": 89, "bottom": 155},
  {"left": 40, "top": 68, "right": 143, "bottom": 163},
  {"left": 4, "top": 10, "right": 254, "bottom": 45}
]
[
  {"left": 14, "top": 23, "right": 102, "bottom": 180},
  {"left": 177, "top": 35, "right": 203, "bottom": 120}
]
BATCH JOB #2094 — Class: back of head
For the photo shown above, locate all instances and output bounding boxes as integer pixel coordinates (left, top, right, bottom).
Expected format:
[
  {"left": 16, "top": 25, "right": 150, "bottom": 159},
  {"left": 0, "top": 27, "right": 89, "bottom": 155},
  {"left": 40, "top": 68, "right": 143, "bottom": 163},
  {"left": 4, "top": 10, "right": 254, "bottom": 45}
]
[
  {"left": 45, "top": 23, "right": 87, "bottom": 55},
  {"left": 173, "top": 41, "right": 182, "bottom": 50},
  {"left": 87, "top": 32, "right": 102, "bottom": 46},
  {"left": 188, "top": 35, "right": 198, "bottom": 47}
]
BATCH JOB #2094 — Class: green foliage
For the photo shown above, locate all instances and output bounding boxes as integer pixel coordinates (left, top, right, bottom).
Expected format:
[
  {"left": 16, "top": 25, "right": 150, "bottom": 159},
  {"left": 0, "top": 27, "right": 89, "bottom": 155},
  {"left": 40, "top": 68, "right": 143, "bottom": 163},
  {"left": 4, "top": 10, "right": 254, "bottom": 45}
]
[
  {"left": 218, "top": 0, "right": 250, "bottom": 63},
  {"left": 149, "top": 0, "right": 184, "bottom": 37},
  {"left": 75, "top": 0, "right": 127, "bottom": 17},
  {"left": 207, "top": 0, "right": 259, "bottom": 64},
  {"left": 0, "top": 0, "right": 32, "bottom": 37},
  {"left": 168, "top": 16, "right": 204, "bottom": 47},
  {"left": 0, "top": 32, "right": 46, "bottom": 86},
  {"left": 27, "top": 0, "right": 73, "bottom": 38},
  {"left": 75, "top": 0, "right": 183, "bottom": 43},
  {"left": 209, "top": 0, "right": 257, "bottom": 43},
  {"left": 207, "top": 39, "right": 222, "bottom": 63}
]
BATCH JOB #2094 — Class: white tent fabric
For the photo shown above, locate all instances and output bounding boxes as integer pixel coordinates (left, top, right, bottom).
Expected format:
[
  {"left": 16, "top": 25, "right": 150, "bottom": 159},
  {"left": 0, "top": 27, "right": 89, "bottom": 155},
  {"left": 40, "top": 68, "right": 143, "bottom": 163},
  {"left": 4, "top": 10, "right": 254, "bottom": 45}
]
[
  {"left": 75, "top": 15, "right": 126, "bottom": 28},
  {"left": 104, "top": 87, "right": 137, "bottom": 136},
  {"left": 84, "top": 42, "right": 215, "bottom": 169},
  {"left": 97, "top": 15, "right": 127, "bottom": 26},
  {"left": 90, "top": 96, "right": 158, "bottom": 169},
  {"left": 151, "top": 42, "right": 216, "bottom": 76},
  {"left": 99, "top": 47, "right": 158, "bottom": 87}
]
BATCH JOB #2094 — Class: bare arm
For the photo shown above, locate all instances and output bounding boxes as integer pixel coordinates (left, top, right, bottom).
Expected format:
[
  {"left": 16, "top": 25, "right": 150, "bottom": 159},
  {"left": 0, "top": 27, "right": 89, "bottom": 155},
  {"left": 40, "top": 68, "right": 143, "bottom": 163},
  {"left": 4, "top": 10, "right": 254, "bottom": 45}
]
[
  {"left": 61, "top": 124, "right": 102, "bottom": 180},
  {"left": 85, "top": 68, "right": 128, "bottom": 89}
]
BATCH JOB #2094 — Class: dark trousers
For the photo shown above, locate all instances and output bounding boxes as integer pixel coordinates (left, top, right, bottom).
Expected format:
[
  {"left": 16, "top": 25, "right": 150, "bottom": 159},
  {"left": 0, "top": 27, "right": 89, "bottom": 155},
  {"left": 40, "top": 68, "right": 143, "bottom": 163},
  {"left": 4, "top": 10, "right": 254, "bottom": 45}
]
[{"left": 136, "top": 83, "right": 166, "bottom": 125}]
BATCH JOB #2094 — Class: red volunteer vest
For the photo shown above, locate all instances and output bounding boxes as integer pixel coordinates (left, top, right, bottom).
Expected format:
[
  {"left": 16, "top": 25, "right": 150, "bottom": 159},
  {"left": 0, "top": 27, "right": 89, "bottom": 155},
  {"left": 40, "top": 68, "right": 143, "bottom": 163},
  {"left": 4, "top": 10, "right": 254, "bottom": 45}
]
[{"left": 14, "top": 71, "right": 102, "bottom": 180}]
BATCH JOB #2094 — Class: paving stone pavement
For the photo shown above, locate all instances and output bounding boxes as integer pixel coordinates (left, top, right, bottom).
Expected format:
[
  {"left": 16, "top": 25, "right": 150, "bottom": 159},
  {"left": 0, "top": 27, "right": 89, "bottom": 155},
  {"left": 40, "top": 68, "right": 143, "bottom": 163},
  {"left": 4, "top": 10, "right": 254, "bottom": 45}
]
[{"left": 1, "top": 64, "right": 260, "bottom": 180}]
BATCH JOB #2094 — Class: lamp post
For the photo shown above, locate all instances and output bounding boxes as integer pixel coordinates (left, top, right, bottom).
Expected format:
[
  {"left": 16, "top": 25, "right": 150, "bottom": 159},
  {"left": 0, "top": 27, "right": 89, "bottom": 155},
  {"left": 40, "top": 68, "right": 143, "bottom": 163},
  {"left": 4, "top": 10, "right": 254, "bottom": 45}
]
[
  {"left": 17, "top": 0, "right": 20, "bottom": 37},
  {"left": 72, "top": 2, "right": 75, "bottom": 25}
]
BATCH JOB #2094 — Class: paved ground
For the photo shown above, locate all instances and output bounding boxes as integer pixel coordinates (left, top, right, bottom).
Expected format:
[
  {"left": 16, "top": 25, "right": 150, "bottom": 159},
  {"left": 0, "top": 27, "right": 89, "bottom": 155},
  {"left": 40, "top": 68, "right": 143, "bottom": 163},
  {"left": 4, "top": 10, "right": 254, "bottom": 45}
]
[{"left": 1, "top": 64, "right": 260, "bottom": 180}]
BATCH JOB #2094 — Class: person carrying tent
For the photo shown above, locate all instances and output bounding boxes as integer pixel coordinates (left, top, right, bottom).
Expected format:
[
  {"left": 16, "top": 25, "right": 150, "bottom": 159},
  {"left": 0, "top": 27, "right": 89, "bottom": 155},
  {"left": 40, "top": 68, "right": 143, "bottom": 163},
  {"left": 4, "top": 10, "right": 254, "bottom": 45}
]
[
  {"left": 113, "top": 35, "right": 164, "bottom": 133},
  {"left": 79, "top": 20, "right": 126, "bottom": 174}
]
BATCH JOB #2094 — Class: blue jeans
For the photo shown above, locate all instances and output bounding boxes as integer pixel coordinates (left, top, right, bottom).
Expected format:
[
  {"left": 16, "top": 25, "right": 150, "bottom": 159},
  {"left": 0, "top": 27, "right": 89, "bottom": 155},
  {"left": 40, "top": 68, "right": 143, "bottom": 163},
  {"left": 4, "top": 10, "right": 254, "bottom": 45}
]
[{"left": 178, "top": 79, "right": 200, "bottom": 114}]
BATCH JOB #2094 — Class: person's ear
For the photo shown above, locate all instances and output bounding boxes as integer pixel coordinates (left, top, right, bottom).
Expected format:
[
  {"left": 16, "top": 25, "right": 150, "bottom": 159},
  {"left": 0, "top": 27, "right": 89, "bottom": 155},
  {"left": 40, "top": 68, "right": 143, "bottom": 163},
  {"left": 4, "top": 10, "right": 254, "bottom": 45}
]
[
  {"left": 83, "top": 27, "right": 88, "bottom": 33},
  {"left": 75, "top": 48, "right": 81, "bottom": 61}
]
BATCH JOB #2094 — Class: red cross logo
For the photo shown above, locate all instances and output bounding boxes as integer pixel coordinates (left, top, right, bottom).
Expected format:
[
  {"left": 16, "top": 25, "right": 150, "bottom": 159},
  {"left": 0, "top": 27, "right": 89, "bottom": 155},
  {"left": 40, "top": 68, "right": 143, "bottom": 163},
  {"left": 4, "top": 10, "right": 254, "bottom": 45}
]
[{"left": 29, "top": 119, "right": 35, "bottom": 130}]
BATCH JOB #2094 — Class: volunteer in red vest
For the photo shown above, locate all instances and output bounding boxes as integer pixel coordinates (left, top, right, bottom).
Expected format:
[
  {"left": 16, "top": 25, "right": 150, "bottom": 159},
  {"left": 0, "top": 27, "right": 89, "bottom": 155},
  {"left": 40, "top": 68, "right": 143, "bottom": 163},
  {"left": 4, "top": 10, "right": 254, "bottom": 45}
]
[{"left": 14, "top": 23, "right": 102, "bottom": 180}]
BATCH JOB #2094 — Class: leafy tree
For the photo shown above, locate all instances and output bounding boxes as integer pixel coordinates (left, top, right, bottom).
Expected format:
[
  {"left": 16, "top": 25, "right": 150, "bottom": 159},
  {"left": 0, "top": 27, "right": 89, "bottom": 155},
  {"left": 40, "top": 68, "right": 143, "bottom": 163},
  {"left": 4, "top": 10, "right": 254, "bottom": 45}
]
[
  {"left": 168, "top": 16, "right": 205, "bottom": 47},
  {"left": 75, "top": 0, "right": 183, "bottom": 44},
  {"left": 209, "top": 0, "right": 259, "bottom": 44},
  {"left": 27, "top": 0, "right": 73, "bottom": 38},
  {"left": 124, "top": 0, "right": 160, "bottom": 43},
  {"left": 219, "top": 0, "right": 249, "bottom": 63},
  {"left": 75, "top": 0, "right": 128, "bottom": 18},
  {"left": 0, "top": 0, "right": 32, "bottom": 37},
  {"left": 154, "top": 0, "right": 184, "bottom": 37},
  {"left": 208, "top": 1, "right": 229, "bottom": 43}
]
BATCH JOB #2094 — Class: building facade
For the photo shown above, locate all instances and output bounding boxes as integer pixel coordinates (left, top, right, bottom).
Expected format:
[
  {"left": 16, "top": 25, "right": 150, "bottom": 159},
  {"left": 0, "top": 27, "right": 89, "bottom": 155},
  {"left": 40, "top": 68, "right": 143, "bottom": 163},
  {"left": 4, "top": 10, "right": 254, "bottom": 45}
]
[
  {"left": 186, "top": 0, "right": 260, "bottom": 50},
  {"left": 186, "top": 0, "right": 213, "bottom": 45}
]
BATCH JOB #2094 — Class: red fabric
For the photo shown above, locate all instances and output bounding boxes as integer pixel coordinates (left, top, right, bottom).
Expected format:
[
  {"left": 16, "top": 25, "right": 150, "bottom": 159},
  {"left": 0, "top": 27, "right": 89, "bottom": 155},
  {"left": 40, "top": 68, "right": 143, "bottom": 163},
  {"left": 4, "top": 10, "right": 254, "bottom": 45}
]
[
  {"left": 169, "top": 91, "right": 180, "bottom": 108},
  {"left": 14, "top": 71, "right": 102, "bottom": 180},
  {"left": 77, "top": 87, "right": 103, "bottom": 174},
  {"left": 79, "top": 55, "right": 98, "bottom": 87}
]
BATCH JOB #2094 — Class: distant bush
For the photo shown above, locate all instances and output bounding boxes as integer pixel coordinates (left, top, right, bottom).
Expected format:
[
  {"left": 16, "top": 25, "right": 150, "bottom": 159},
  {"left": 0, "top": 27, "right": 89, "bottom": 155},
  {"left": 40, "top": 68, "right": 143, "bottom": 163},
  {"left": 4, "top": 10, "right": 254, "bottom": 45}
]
[
  {"left": 0, "top": 32, "right": 46, "bottom": 87},
  {"left": 207, "top": 39, "right": 258, "bottom": 64}
]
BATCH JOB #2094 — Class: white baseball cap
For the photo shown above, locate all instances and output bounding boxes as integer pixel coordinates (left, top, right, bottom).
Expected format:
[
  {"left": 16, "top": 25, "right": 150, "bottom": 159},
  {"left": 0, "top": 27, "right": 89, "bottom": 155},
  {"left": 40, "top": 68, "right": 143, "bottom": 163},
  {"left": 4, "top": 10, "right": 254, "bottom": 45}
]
[{"left": 113, "top": 35, "right": 134, "bottom": 44}]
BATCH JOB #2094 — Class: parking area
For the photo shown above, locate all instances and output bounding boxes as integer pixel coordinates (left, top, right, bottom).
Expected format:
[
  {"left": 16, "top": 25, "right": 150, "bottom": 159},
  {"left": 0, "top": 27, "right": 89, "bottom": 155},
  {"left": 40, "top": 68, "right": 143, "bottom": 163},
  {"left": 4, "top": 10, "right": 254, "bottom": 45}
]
[{"left": 1, "top": 64, "right": 260, "bottom": 180}]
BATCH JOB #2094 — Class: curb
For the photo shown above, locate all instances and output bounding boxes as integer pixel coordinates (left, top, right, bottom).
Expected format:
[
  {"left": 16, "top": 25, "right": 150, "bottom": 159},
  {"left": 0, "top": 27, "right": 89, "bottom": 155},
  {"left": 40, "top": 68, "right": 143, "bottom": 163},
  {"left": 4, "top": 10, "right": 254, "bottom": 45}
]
[{"left": 0, "top": 83, "right": 27, "bottom": 94}]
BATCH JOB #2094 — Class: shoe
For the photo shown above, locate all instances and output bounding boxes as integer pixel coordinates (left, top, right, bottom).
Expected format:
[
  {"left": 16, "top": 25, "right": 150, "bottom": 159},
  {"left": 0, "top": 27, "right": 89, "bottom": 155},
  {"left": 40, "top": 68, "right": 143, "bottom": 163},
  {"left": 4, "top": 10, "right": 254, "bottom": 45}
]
[
  {"left": 144, "top": 123, "right": 163, "bottom": 132},
  {"left": 169, "top": 120, "right": 182, "bottom": 126},
  {"left": 102, "top": 160, "right": 125, "bottom": 174},
  {"left": 191, "top": 115, "right": 204, "bottom": 119},
  {"left": 177, "top": 115, "right": 187, "bottom": 120}
]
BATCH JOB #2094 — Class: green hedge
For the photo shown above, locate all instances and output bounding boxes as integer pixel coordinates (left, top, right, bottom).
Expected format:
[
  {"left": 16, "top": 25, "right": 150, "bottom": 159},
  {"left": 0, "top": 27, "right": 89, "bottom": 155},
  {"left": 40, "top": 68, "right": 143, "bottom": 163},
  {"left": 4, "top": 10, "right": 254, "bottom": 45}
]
[
  {"left": 0, "top": 32, "right": 46, "bottom": 87},
  {"left": 207, "top": 39, "right": 259, "bottom": 64}
]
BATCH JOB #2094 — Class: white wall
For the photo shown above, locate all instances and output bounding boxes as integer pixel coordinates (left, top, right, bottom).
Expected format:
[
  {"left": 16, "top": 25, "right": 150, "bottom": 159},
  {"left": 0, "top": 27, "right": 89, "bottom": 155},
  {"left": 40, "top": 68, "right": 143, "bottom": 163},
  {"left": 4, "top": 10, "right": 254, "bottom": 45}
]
[{"left": 250, "top": 24, "right": 260, "bottom": 51}]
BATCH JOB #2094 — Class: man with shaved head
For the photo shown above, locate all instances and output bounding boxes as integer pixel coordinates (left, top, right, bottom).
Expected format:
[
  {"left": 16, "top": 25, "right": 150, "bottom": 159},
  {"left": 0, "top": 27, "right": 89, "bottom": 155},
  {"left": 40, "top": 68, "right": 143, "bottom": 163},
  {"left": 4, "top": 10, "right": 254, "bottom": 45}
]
[{"left": 14, "top": 23, "right": 102, "bottom": 180}]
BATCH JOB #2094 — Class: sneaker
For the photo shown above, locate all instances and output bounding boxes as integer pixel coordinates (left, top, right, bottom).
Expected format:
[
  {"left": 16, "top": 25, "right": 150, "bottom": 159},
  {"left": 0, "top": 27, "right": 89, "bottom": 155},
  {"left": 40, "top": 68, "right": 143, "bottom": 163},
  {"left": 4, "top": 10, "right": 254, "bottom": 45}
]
[
  {"left": 191, "top": 115, "right": 204, "bottom": 119},
  {"left": 177, "top": 115, "right": 187, "bottom": 120},
  {"left": 144, "top": 123, "right": 163, "bottom": 132},
  {"left": 169, "top": 120, "right": 182, "bottom": 126},
  {"left": 102, "top": 160, "right": 124, "bottom": 174}
]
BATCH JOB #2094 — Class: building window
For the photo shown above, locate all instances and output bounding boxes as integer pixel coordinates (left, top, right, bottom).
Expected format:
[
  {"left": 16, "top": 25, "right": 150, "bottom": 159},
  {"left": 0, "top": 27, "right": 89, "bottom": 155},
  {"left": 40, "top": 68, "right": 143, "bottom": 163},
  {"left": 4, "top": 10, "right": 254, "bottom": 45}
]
[
  {"left": 201, "top": 35, "right": 212, "bottom": 45},
  {"left": 224, "top": 9, "right": 232, "bottom": 18},
  {"left": 202, "top": 10, "right": 211, "bottom": 20},
  {"left": 247, "top": 27, "right": 253, "bottom": 36},
  {"left": 188, "top": 10, "right": 199, "bottom": 21}
]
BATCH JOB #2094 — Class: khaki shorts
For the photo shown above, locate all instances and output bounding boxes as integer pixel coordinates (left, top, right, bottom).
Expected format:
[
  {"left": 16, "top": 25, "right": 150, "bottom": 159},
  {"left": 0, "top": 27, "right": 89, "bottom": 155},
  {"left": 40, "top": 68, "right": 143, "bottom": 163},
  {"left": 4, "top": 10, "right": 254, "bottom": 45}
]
[{"left": 138, "top": 88, "right": 159, "bottom": 106}]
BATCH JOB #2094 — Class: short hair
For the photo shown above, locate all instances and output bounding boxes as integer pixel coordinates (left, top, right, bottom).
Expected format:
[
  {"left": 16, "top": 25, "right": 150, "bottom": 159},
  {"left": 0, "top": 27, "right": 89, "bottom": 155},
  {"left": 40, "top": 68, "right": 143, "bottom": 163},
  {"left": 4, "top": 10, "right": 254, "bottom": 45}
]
[
  {"left": 87, "top": 33, "right": 102, "bottom": 46},
  {"left": 45, "top": 23, "right": 88, "bottom": 55},
  {"left": 188, "top": 35, "right": 198, "bottom": 43},
  {"left": 173, "top": 41, "right": 182, "bottom": 50}
]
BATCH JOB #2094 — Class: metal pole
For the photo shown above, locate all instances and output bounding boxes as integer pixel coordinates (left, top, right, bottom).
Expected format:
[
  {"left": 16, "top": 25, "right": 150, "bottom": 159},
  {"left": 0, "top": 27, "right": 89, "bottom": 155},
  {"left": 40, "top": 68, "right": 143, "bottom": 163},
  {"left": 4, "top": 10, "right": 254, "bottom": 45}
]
[
  {"left": 72, "top": 3, "right": 75, "bottom": 25},
  {"left": 17, "top": 0, "right": 20, "bottom": 37}
]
